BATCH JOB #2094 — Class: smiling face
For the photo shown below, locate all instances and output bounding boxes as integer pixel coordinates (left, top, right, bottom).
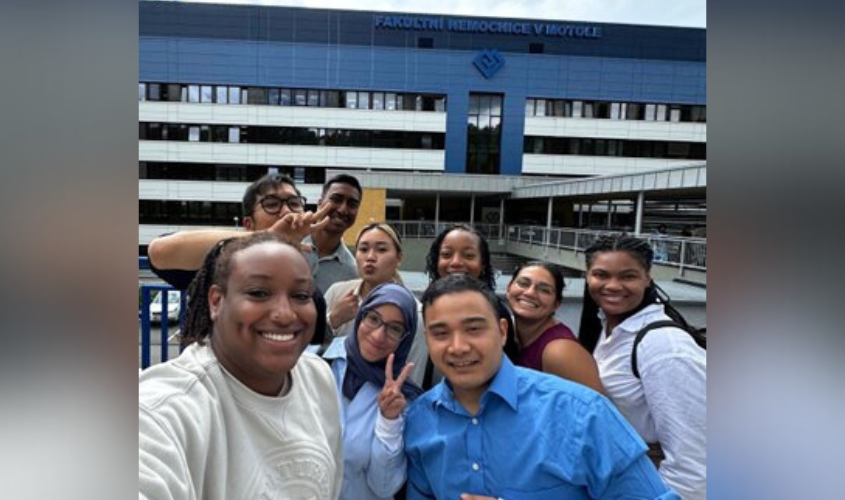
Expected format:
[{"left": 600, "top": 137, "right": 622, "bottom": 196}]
[
  {"left": 436, "top": 230, "right": 483, "bottom": 280},
  {"left": 586, "top": 250, "right": 651, "bottom": 323},
  {"left": 356, "top": 304, "right": 406, "bottom": 363},
  {"left": 506, "top": 265, "right": 561, "bottom": 322},
  {"left": 424, "top": 290, "right": 507, "bottom": 409},
  {"left": 244, "top": 183, "right": 301, "bottom": 232},
  {"left": 319, "top": 182, "right": 361, "bottom": 235},
  {"left": 355, "top": 228, "right": 402, "bottom": 287},
  {"left": 208, "top": 242, "right": 316, "bottom": 396}
]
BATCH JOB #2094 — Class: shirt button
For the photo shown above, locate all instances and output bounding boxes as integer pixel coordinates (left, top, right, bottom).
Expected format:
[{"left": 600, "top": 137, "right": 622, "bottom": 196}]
[
  {"left": 472, "top": 463, "right": 479, "bottom": 471},
  {"left": 472, "top": 418, "right": 478, "bottom": 425}
]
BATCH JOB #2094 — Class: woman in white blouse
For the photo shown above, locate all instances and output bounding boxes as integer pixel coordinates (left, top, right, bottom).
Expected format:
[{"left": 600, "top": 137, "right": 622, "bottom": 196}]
[{"left": 578, "top": 234, "right": 706, "bottom": 500}]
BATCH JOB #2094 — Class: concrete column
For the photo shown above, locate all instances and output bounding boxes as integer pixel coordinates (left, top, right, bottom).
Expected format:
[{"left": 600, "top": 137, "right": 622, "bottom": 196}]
[
  {"left": 606, "top": 200, "right": 613, "bottom": 229},
  {"left": 499, "top": 197, "right": 505, "bottom": 241},
  {"left": 435, "top": 193, "right": 440, "bottom": 230},
  {"left": 545, "top": 197, "right": 553, "bottom": 246},
  {"left": 469, "top": 194, "right": 475, "bottom": 226},
  {"left": 634, "top": 191, "right": 644, "bottom": 236}
]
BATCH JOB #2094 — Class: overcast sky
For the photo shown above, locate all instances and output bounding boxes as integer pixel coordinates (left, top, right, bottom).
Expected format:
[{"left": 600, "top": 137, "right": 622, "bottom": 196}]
[{"left": 173, "top": 0, "right": 706, "bottom": 28}]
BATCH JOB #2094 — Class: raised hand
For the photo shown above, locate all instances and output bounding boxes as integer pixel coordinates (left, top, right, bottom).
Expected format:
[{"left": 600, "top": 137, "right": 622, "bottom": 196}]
[
  {"left": 267, "top": 202, "right": 333, "bottom": 251},
  {"left": 329, "top": 288, "right": 359, "bottom": 330},
  {"left": 378, "top": 353, "right": 414, "bottom": 420}
]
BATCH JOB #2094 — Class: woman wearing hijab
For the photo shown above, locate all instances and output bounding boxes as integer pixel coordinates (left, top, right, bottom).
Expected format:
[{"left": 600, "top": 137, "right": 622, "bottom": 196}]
[{"left": 325, "top": 282, "right": 423, "bottom": 500}]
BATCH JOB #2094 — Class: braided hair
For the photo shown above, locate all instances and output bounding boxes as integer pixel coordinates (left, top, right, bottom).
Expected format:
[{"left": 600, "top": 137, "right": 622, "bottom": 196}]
[
  {"left": 578, "top": 234, "right": 688, "bottom": 353},
  {"left": 179, "top": 232, "right": 326, "bottom": 347},
  {"left": 424, "top": 224, "right": 497, "bottom": 290}
]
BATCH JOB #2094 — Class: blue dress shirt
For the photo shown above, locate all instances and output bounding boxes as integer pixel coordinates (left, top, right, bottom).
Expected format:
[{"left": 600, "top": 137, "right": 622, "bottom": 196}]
[
  {"left": 330, "top": 347, "right": 407, "bottom": 500},
  {"left": 404, "top": 357, "right": 679, "bottom": 500}
]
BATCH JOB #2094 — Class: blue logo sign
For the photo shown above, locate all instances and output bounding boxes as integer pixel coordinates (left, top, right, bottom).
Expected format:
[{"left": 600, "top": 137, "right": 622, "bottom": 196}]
[{"left": 473, "top": 49, "right": 505, "bottom": 79}]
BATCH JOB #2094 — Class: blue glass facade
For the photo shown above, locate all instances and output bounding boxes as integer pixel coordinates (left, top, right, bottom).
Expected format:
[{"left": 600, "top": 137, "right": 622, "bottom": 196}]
[{"left": 139, "top": 1, "right": 706, "bottom": 176}]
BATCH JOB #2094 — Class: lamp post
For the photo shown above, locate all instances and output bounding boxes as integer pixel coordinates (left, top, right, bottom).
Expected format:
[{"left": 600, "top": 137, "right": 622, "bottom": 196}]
[{"left": 233, "top": 216, "right": 239, "bottom": 230}]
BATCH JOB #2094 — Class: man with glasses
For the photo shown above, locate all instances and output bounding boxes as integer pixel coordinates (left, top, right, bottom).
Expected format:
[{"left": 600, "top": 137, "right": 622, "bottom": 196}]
[
  {"left": 147, "top": 172, "right": 329, "bottom": 290},
  {"left": 147, "top": 172, "right": 361, "bottom": 294}
]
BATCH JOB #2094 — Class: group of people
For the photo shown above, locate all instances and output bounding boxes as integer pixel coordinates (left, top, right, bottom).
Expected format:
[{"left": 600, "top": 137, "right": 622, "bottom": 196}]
[{"left": 140, "top": 172, "right": 706, "bottom": 500}]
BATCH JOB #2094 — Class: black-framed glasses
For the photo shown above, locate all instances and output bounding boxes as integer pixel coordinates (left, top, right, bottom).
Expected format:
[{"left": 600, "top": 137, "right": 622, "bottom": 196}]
[
  {"left": 257, "top": 194, "right": 306, "bottom": 215},
  {"left": 362, "top": 310, "right": 408, "bottom": 343}
]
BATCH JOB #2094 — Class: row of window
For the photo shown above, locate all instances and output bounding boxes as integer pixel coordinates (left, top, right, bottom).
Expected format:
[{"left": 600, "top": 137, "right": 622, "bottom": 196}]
[
  {"left": 140, "top": 200, "right": 252, "bottom": 225},
  {"left": 139, "top": 123, "right": 445, "bottom": 150},
  {"left": 525, "top": 98, "right": 706, "bottom": 123},
  {"left": 139, "top": 162, "right": 326, "bottom": 184},
  {"left": 139, "top": 83, "right": 447, "bottom": 112},
  {"left": 524, "top": 136, "right": 706, "bottom": 159}
]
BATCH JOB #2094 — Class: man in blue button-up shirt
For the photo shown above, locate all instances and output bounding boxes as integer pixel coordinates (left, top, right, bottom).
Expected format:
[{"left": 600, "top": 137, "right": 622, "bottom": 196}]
[{"left": 405, "top": 274, "right": 679, "bottom": 500}]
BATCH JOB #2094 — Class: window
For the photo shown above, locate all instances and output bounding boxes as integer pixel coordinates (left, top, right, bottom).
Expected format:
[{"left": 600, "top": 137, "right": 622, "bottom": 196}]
[
  {"left": 583, "top": 102, "right": 595, "bottom": 118},
  {"left": 148, "top": 84, "right": 161, "bottom": 101},
  {"left": 268, "top": 88, "right": 280, "bottom": 106},
  {"left": 418, "top": 37, "right": 433, "bottom": 48},
  {"left": 294, "top": 89, "right": 307, "bottom": 106},
  {"left": 535, "top": 99, "right": 546, "bottom": 117},
  {"left": 228, "top": 86, "right": 240, "bottom": 104},
  {"left": 325, "top": 91, "right": 340, "bottom": 108},
  {"left": 345, "top": 91, "right": 357, "bottom": 109},
  {"left": 216, "top": 86, "right": 228, "bottom": 104},
  {"left": 529, "top": 43, "right": 544, "bottom": 54},
  {"left": 644, "top": 104, "right": 656, "bottom": 121},
  {"left": 610, "top": 102, "right": 621, "bottom": 119},
  {"left": 201, "top": 85, "right": 213, "bottom": 103},
  {"left": 525, "top": 99, "right": 535, "bottom": 116},
  {"left": 189, "top": 126, "right": 200, "bottom": 142},
  {"left": 372, "top": 92, "right": 384, "bottom": 110},
  {"left": 139, "top": 83, "right": 146, "bottom": 101},
  {"left": 248, "top": 88, "right": 268, "bottom": 105},
  {"left": 385, "top": 93, "right": 396, "bottom": 110},
  {"left": 572, "top": 100, "right": 583, "bottom": 118},
  {"left": 553, "top": 100, "right": 565, "bottom": 117},
  {"left": 166, "top": 84, "right": 181, "bottom": 102},
  {"left": 669, "top": 106, "right": 681, "bottom": 122},
  {"left": 280, "top": 89, "right": 291, "bottom": 106},
  {"left": 307, "top": 90, "right": 320, "bottom": 107},
  {"left": 188, "top": 85, "right": 200, "bottom": 103},
  {"left": 358, "top": 91, "right": 370, "bottom": 109},
  {"left": 228, "top": 127, "right": 240, "bottom": 143},
  {"left": 656, "top": 104, "right": 667, "bottom": 122}
]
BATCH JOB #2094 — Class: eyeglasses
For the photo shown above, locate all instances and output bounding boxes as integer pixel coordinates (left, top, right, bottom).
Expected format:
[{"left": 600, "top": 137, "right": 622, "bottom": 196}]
[
  {"left": 257, "top": 194, "right": 306, "bottom": 215},
  {"left": 362, "top": 310, "right": 408, "bottom": 343}
]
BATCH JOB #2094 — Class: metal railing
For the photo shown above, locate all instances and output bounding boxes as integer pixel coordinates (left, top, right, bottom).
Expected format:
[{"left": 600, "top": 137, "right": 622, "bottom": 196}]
[
  {"left": 139, "top": 278, "right": 186, "bottom": 369},
  {"left": 506, "top": 225, "right": 706, "bottom": 271},
  {"left": 384, "top": 221, "right": 504, "bottom": 240},
  {"left": 381, "top": 221, "right": 705, "bottom": 271}
]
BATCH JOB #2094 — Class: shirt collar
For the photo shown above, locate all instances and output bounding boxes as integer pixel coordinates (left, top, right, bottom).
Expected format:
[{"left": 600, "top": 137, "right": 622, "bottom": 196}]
[
  {"left": 598, "top": 303, "right": 665, "bottom": 335},
  {"left": 302, "top": 235, "right": 343, "bottom": 261},
  {"left": 430, "top": 356, "right": 519, "bottom": 414}
]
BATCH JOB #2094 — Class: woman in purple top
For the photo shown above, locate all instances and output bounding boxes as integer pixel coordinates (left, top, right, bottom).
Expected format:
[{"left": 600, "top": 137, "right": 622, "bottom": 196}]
[{"left": 506, "top": 261, "right": 605, "bottom": 394}]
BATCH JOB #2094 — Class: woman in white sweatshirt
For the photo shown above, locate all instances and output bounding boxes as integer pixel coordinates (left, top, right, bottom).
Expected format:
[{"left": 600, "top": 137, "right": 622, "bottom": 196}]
[{"left": 139, "top": 232, "right": 343, "bottom": 500}]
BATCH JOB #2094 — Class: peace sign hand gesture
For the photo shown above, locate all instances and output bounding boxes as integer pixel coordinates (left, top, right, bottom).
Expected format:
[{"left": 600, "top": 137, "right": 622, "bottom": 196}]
[
  {"left": 378, "top": 353, "right": 414, "bottom": 420},
  {"left": 267, "top": 202, "right": 333, "bottom": 252}
]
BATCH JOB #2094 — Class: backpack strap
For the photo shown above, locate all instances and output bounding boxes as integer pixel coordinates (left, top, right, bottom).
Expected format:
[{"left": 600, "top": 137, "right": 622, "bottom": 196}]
[{"left": 631, "top": 320, "right": 684, "bottom": 379}]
